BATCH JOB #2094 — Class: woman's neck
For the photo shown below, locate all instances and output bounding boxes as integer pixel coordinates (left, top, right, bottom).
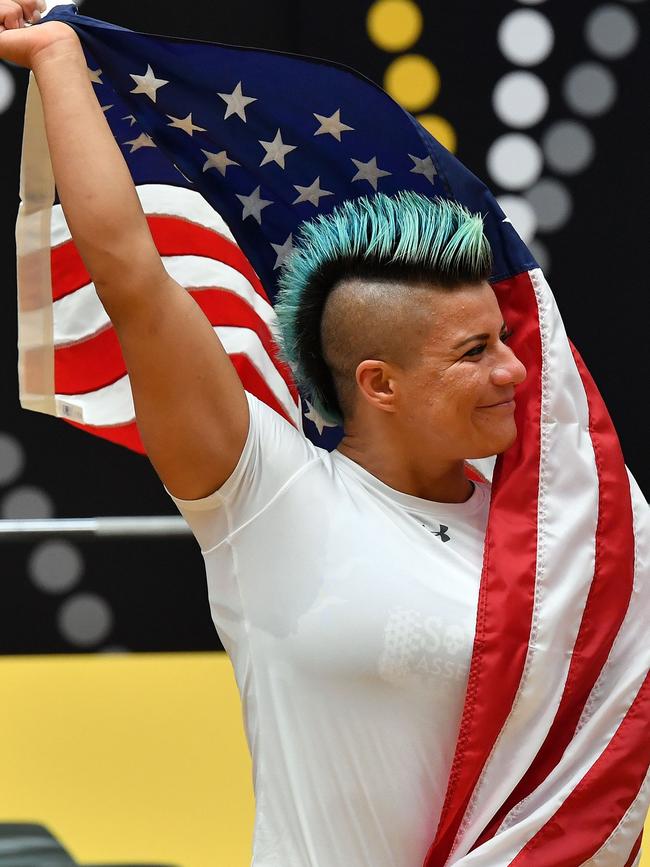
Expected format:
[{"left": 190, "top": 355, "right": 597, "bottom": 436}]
[{"left": 335, "top": 436, "right": 474, "bottom": 504}]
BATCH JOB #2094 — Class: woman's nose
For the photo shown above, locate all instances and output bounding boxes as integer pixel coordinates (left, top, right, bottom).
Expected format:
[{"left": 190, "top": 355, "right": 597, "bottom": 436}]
[{"left": 492, "top": 346, "right": 527, "bottom": 385}]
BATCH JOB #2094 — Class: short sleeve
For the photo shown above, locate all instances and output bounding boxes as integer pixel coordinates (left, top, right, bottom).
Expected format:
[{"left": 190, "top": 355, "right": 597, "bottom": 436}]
[{"left": 165, "top": 391, "right": 321, "bottom": 552}]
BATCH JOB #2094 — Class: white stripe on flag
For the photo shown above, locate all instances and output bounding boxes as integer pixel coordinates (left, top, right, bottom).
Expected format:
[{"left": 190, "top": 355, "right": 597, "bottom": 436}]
[
  {"left": 164, "top": 255, "right": 275, "bottom": 321},
  {"left": 56, "top": 325, "right": 298, "bottom": 425},
  {"left": 56, "top": 372, "right": 135, "bottom": 426},
  {"left": 52, "top": 255, "right": 276, "bottom": 346},
  {"left": 50, "top": 184, "right": 237, "bottom": 247},
  {"left": 53, "top": 281, "right": 109, "bottom": 346},
  {"left": 216, "top": 325, "right": 297, "bottom": 420}
]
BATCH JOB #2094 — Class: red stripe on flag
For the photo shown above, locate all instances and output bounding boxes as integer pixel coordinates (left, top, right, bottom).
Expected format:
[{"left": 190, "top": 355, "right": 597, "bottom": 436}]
[
  {"left": 472, "top": 338, "right": 636, "bottom": 850},
  {"left": 147, "top": 216, "right": 270, "bottom": 301},
  {"left": 229, "top": 353, "right": 295, "bottom": 426},
  {"left": 510, "top": 673, "right": 650, "bottom": 866},
  {"left": 55, "top": 326, "right": 124, "bottom": 394},
  {"left": 54, "top": 288, "right": 298, "bottom": 403},
  {"left": 51, "top": 238, "right": 91, "bottom": 302},
  {"left": 464, "top": 463, "right": 489, "bottom": 485},
  {"left": 423, "top": 272, "right": 543, "bottom": 865},
  {"left": 51, "top": 215, "right": 268, "bottom": 303},
  {"left": 193, "top": 289, "right": 299, "bottom": 403},
  {"left": 61, "top": 355, "right": 296, "bottom": 456}
]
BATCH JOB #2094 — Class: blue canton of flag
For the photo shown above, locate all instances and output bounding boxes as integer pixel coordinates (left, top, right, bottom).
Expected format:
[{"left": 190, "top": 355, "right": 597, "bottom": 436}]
[{"left": 38, "top": 2, "right": 534, "bottom": 449}]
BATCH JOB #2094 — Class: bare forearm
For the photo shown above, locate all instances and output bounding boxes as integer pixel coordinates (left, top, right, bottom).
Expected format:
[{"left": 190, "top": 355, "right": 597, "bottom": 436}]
[{"left": 31, "top": 36, "right": 165, "bottom": 302}]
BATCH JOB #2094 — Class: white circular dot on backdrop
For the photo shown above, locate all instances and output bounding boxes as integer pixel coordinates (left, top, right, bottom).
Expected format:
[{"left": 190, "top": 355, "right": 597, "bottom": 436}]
[
  {"left": 0, "top": 63, "right": 16, "bottom": 114},
  {"left": 528, "top": 238, "right": 551, "bottom": 273},
  {"left": 28, "top": 540, "right": 84, "bottom": 594},
  {"left": 0, "top": 433, "right": 25, "bottom": 486},
  {"left": 487, "top": 133, "right": 543, "bottom": 190},
  {"left": 497, "top": 195, "right": 538, "bottom": 244},
  {"left": 585, "top": 5, "right": 639, "bottom": 58},
  {"left": 525, "top": 178, "right": 573, "bottom": 232},
  {"left": 542, "top": 120, "right": 595, "bottom": 174},
  {"left": 563, "top": 62, "right": 618, "bottom": 116},
  {"left": 1, "top": 485, "right": 54, "bottom": 519},
  {"left": 498, "top": 10, "right": 555, "bottom": 66},
  {"left": 493, "top": 71, "right": 549, "bottom": 128},
  {"left": 57, "top": 593, "right": 113, "bottom": 647}
]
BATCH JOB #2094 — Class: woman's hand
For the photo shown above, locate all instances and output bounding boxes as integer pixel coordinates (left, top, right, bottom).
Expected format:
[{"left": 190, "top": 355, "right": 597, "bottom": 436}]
[{"left": 0, "top": 0, "right": 80, "bottom": 68}]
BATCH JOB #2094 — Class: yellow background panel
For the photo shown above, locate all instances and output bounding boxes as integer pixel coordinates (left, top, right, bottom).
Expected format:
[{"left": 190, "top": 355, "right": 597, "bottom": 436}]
[
  {"left": 0, "top": 653, "right": 647, "bottom": 866},
  {"left": 0, "top": 653, "right": 254, "bottom": 866}
]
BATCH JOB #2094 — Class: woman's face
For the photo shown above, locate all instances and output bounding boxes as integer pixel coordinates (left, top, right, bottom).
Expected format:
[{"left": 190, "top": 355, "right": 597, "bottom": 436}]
[{"left": 396, "top": 281, "right": 528, "bottom": 460}]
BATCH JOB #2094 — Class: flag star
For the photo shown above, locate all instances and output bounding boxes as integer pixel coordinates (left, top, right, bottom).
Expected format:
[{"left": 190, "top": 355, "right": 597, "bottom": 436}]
[
  {"left": 271, "top": 233, "right": 294, "bottom": 270},
  {"left": 313, "top": 109, "right": 354, "bottom": 141},
  {"left": 259, "top": 129, "right": 297, "bottom": 169},
  {"left": 88, "top": 67, "right": 103, "bottom": 84},
  {"left": 100, "top": 104, "right": 114, "bottom": 113},
  {"left": 293, "top": 176, "right": 334, "bottom": 207},
  {"left": 218, "top": 81, "right": 257, "bottom": 122},
  {"left": 236, "top": 186, "right": 273, "bottom": 223},
  {"left": 201, "top": 149, "right": 240, "bottom": 176},
  {"left": 408, "top": 153, "right": 438, "bottom": 185},
  {"left": 122, "top": 114, "right": 138, "bottom": 127},
  {"left": 351, "top": 156, "right": 391, "bottom": 190},
  {"left": 304, "top": 400, "right": 336, "bottom": 436},
  {"left": 166, "top": 112, "right": 207, "bottom": 136},
  {"left": 123, "top": 132, "right": 156, "bottom": 153},
  {"left": 129, "top": 64, "right": 169, "bottom": 102}
]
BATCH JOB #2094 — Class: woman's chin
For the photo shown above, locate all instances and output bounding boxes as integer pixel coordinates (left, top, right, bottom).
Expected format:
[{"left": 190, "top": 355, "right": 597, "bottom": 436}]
[
  {"left": 470, "top": 422, "right": 518, "bottom": 458},
  {"left": 493, "top": 422, "right": 519, "bottom": 454}
]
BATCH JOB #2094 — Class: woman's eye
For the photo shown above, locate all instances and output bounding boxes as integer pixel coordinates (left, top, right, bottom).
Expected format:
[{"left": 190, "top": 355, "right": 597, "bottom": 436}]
[{"left": 464, "top": 329, "right": 514, "bottom": 358}]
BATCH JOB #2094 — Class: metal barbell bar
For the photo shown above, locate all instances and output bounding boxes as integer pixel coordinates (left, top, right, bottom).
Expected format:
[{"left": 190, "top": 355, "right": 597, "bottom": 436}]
[{"left": 0, "top": 516, "right": 191, "bottom": 540}]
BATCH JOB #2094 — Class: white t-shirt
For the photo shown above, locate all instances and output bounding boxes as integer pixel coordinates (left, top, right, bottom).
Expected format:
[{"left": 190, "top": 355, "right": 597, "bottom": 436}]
[{"left": 168, "top": 391, "right": 491, "bottom": 867}]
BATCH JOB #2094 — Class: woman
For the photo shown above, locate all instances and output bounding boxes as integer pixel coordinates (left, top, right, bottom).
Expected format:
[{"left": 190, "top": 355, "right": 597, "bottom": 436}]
[{"left": 2, "top": 5, "right": 648, "bottom": 865}]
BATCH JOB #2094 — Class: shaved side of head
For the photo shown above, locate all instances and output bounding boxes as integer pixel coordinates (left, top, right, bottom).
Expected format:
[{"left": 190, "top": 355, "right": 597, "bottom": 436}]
[{"left": 320, "top": 277, "right": 440, "bottom": 421}]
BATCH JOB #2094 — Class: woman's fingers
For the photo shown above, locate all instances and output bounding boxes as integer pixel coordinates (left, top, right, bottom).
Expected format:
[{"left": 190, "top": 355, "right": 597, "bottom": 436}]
[
  {"left": 23, "top": 0, "right": 45, "bottom": 23},
  {"left": 0, "top": 0, "right": 43, "bottom": 29},
  {"left": 0, "top": 2, "right": 25, "bottom": 29}
]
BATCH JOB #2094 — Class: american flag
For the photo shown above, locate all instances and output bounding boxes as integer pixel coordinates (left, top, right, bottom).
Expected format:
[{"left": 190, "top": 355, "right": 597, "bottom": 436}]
[{"left": 16, "top": 4, "right": 650, "bottom": 864}]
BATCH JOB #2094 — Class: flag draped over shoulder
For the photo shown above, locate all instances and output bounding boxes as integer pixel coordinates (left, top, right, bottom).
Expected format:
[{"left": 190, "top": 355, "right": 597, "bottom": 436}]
[{"left": 16, "top": 5, "right": 650, "bottom": 864}]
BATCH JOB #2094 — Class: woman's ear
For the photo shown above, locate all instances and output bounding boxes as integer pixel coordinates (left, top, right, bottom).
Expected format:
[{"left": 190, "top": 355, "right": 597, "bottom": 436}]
[{"left": 355, "top": 360, "right": 399, "bottom": 415}]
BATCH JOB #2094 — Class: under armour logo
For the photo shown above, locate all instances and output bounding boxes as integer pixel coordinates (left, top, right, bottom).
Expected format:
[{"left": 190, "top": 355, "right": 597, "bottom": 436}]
[
  {"left": 434, "top": 524, "right": 451, "bottom": 543},
  {"left": 420, "top": 522, "right": 451, "bottom": 543}
]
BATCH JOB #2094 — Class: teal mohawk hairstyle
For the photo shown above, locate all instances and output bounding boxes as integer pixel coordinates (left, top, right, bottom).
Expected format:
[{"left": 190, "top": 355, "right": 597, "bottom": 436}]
[{"left": 274, "top": 190, "right": 493, "bottom": 426}]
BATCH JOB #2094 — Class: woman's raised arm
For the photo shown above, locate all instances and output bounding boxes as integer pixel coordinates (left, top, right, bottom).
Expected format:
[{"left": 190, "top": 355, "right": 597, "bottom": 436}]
[{"left": 1, "top": 3, "right": 250, "bottom": 500}]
